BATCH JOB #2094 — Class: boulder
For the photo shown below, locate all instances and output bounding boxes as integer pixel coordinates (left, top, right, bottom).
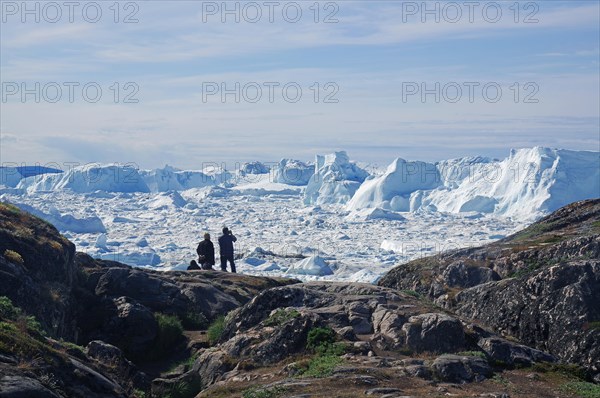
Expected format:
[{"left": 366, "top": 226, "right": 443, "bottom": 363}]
[
  {"left": 0, "top": 376, "right": 61, "bottom": 398},
  {"left": 402, "top": 313, "right": 466, "bottom": 354},
  {"left": 477, "top": 337, "right": 555, "bottom": 366},
  {"left": 431, "top": 354, "right": 492, "bottom": 383}
]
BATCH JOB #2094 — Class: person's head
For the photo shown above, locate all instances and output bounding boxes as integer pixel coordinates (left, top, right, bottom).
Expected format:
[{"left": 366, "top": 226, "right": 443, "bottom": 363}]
[
  {"left": 204, "top": 232, "right": 210, "bottom": 240},
  {"left": 222, "top": 227, "right": 229, "bottom": 235}
]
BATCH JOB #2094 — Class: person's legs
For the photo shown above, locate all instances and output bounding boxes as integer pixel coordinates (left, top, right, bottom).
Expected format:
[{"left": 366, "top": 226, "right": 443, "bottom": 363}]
[
  {"left": 220, "top": 256, "right": 227, "bottom": 271},
  {"left": 229, "top": 256, "right": 236, "bottom": 273}
]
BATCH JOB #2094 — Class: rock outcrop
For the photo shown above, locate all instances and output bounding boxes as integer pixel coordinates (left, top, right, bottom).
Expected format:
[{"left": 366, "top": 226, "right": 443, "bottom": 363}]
[{"left": 379, "top": 199, "right": 600, "bottom": 377}]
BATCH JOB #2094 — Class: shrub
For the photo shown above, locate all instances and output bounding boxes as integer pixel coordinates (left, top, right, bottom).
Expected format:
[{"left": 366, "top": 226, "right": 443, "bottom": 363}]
[
  {"left": 180, "top": 311, "right": 208, "bottom": 330},
  {"left": 154, "top": 313, "right": 184, "bottom": 358},
  {"left": 3, "top": 250, "right": 24, "bottom": 265},
  {"left": 263, "top": 308, "right": 300, "bottom": 327},
  {"left": 207, "top": 316, "right": 225, "bottom": 346},
  {"left": 0, "top": 296, "right": 20, "bottom": 320},
  {"left": 306, "top": 327, "right": 336, "bottom": 352},
  {"left": 302, "top": 354, "right": 343, "bottom": 378}
]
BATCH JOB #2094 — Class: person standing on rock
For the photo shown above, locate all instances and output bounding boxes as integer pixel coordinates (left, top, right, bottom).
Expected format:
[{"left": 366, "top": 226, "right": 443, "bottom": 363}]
[
  {"left": 218, "top": 227, "right": 237, "bottom": 273},
  {"left": 196, "top": 232, "right": 215, "bottom": 270}
]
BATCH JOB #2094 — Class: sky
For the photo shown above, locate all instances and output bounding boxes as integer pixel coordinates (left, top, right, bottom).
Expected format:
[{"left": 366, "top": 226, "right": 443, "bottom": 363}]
[{"left": 1, "top": 0, "right": 599, "bottom": 170}]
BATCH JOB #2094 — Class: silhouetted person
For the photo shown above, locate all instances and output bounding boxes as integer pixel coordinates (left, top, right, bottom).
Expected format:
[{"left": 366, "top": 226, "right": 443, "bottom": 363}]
[
  {"left": 187, "top": 260, "right": 201, "bottom": 270},
  {"left": 196, "top": 232, "right": 215, "bottom": 270},
  {"left": 218, "top": 227, "right": 237, "bottom": 273}
]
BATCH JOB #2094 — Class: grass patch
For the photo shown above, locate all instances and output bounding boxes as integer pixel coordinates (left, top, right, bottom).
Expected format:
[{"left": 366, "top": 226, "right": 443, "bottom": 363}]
[
  {"left": 458, "top": 351, "right": 487, "bottom": 359},
  {"left": 263, "top": 308, "right": 300, "bottom": 327},
  {"left": 587, "top": 321, "right": 600, "bottom": 331},
  {"left": 159, "top": 379, "right": 203, "bottom": 398},
  {"left": 151, "top": 313, "right": 184, "bottom": 360},
  {"left": 180, "top": 311, "right": 208, "bottom": 330},
  {"left": 561, "top": 382, "right": 600, "bottom": 398},
  {"left": 301, "top": 353, "right": 343, "bottom": 378},
  {"left": 242, "top": 385, "right": 287, "bottom": 398},
  {"left": 167, "top": 354, "right": 198, "bottom": 373},
  {"left": 3, "top": 249, "right": 24, "bottom": 265},
  {"left": 0, "top": 202, "right": 21, "bottom": 215},
  {"left": 401, "top": 290, "right": 421, "bottom": 298},
  {"left": 207, "top": 316, "right": 225, "bottom": 346},
  {"left": 300, "top": 326, "right": 345, "bottom": 378},
  {"left": 531, "top": 362, "right": 588, "bottom": 381}
]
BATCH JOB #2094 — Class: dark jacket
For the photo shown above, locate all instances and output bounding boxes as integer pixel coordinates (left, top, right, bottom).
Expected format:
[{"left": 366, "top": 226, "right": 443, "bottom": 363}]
[
  {"left": 196, "top": 240, "right": 215, "bottom": 265},
  {"left": 218, "top": 233, "right": 237, "bottom": 256}
]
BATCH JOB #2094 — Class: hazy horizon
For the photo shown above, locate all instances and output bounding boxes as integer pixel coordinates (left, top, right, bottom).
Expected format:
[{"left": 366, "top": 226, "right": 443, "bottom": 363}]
[{"left": 1, "top": 1, "right": 599, "bottom": 169}]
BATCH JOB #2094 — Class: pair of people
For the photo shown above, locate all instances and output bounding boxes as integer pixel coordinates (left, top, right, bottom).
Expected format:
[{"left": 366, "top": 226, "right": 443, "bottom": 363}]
[{"left": 190, "top": 227, "right": 237, "bottom": 272}]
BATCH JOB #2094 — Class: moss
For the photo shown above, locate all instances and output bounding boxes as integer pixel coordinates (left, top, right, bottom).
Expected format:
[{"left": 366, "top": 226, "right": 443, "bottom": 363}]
[
  {"left": 263, "top": 308, "right": 300, "bottom": 327},
  {"left": 242, "top": 385, "right": 287, "bottom": 398}
]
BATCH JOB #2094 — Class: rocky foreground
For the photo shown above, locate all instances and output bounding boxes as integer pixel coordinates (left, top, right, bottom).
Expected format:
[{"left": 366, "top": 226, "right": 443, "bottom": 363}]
[{"left": 1, "top": 200, "right": 599, "bottom": 397}]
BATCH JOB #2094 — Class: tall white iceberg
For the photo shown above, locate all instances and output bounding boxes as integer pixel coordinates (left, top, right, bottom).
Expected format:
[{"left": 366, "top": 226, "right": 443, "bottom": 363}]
[{"left": 304, "top": 151, "right": 369, "bottom": 205}]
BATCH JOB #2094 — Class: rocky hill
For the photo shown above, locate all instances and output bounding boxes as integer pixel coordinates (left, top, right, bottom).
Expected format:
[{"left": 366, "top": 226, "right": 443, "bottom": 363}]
[
  {"left": 379, "top": 199, "right": 600, "bottom": 381},
  {"left": 1, "top": 200, "right": 599, "bottom": 397}
]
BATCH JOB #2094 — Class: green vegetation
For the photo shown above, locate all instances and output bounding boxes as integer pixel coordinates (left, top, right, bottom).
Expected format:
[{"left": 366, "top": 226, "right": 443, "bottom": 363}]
[
  {"left": 242, "top": 385, "right": 287, "bottom": 398},
  {"left": 3, "top": 249, "right": 24, "bottom": 265},
  {"left": 0, "top": 296, "right": 20, "bottom": 319},
  {"left": 588, "top": 321, "right": 600, "bottom": 331},
  {"left": 180, "top": 311, "right": 208, "bottom": 330},
  {"left": 263, "top": 308, "right": 300, "bottom": 327},
  {"left": 458, "top": 351, "right": 487, "bottom": 359},
  {"left": 0, "top": 296, "right": 46, "bottom": 337},
  {"left": 207, "top": 315, "right": 226, "bottom": 346},
  {"left": 531, "top": 362, "right": 588, "bottom": 381},
  {"left": 0, "top": 298, "right": 58, "bottom": 363},
  {"left": 133, "top": 389, "right": 147, "bottom": 398},
  {"left": 306, "top": 327, "right": 336, "bottom": 351},
  {"left": 401, "top": 289, "right": 421, "bottom": 298},
  {"left": 299, "top": 326, "right": 345, "bottom": 378},
  {"left": 0, "top": 202, "right": 21, "bottom": 215},
  {"left": 167, "top": 354, "right": 198, "bottom": 373},
  {"left": 159, "top": 379, "right": 203, "bottom": 398},
  {"left": 152, "top": 313, "right": 184, "bottom": 359},
  {"left": 561, "top": 382, "right": 600, "bottom": 398},
  {"left": 301, "top": 352, "right": 343, "bottom": 378}
]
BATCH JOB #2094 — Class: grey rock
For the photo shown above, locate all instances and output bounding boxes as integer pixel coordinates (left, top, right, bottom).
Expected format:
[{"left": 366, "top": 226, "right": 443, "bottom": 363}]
[
  {"left": 0, "top": 376, "right": 60, "bottom": 398},
  {"left": 404, "top": 364, "right": 432, "bottom": 379},
  {"left": 402, "top": 313, "right": 466, "bottom": 353},
  {"left": 478, "top": 337, "right": 554, "bottom": 366},
  {"left": 365, "top": 388, "right": 404, "bottom": 395},
  {"left": 442, "top": 261, "right": 500, "bottom": 288},
  {"left": 431, "top": 354, "right": 492, "bottom": 383}
]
